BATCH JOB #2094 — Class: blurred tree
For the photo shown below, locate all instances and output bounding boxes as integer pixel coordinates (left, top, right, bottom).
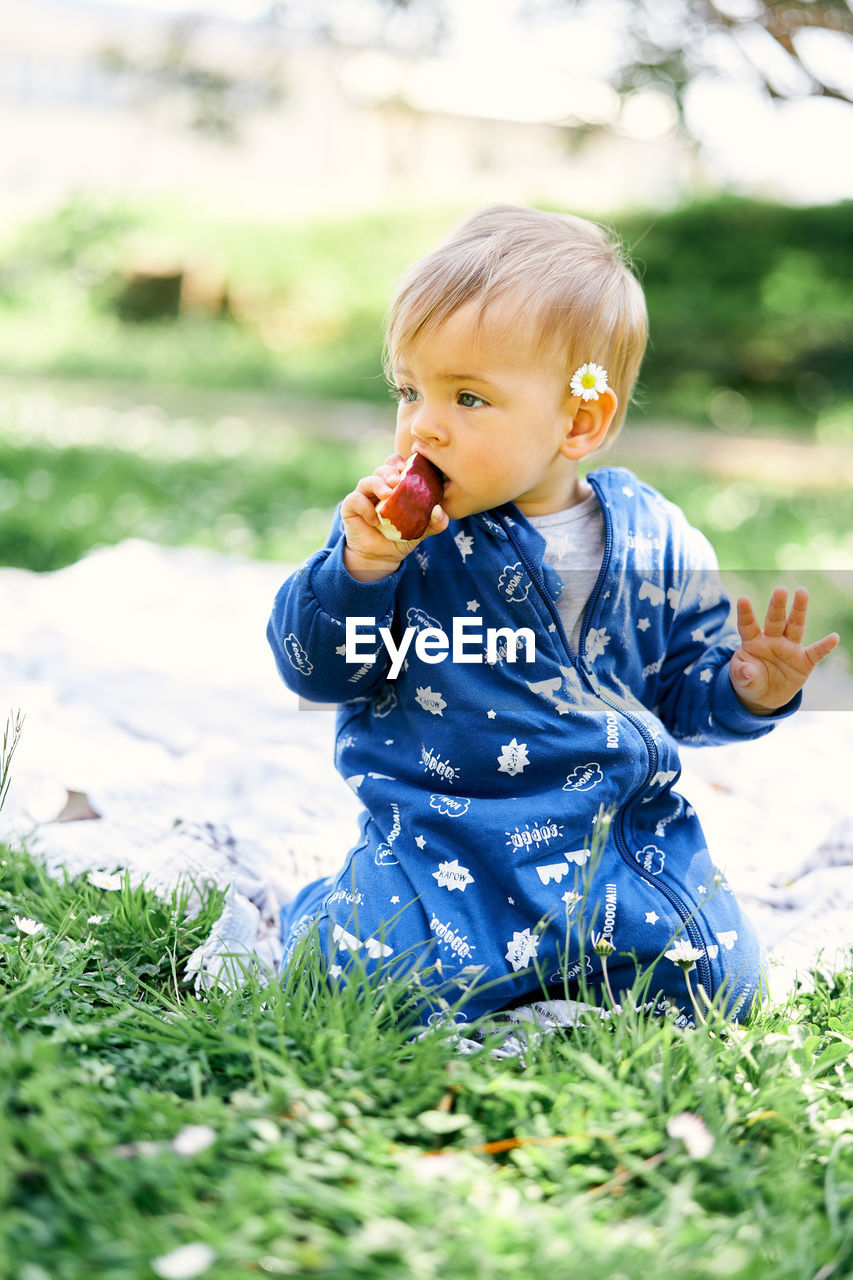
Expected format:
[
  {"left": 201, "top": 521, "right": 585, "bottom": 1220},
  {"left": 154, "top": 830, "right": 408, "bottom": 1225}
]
[
  {"left": 533, "top": 0, "right": 853, "bottom": 110},
  {"left": 303, "top": 0, "right": 853, "bottom": 109},
  {"left": 97, "top": 16, "right": 283, "bottom": 141},
  {"left": 96, "top": 0, "right": 852, "bottom": 141}
]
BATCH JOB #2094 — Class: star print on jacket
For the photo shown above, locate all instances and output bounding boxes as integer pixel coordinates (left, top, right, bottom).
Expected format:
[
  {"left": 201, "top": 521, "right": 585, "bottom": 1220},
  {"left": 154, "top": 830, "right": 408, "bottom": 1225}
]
[
  {"left": 455, "top": 531, "right": 474, "bottom": 560},
  {"left": 415, "top": 686, "right": 446, "bottom": 715},
  {"left": 433, "top": 860, "right": 475, "bottom": 891},
  {"left": 505, "top": 928, "right": 540, "bottom": 971},
  {"left": 497, "top": 739, "right": 529, "bottom": 776}
]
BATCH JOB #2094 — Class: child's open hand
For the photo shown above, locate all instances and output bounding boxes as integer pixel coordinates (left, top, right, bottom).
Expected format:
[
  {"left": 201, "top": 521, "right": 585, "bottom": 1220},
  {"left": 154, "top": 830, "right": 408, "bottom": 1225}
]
[
  {"left": 341, "top": 454, "right": 448, "bottom": 582},
  {"left": 730, "top": 586, "right": 839, "bottom": 713}
]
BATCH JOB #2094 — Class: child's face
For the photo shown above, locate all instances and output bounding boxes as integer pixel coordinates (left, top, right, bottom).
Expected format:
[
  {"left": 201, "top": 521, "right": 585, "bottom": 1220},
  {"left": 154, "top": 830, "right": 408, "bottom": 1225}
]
[{"left": 391, "top": 298, "right": 583, "bottom": 519}]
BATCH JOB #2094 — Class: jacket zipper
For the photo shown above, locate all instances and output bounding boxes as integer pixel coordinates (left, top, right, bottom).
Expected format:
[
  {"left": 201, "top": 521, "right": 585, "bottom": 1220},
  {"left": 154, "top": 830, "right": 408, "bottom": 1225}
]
[{"left": 499, "top": 488, "right": 713, "bottom": 994}]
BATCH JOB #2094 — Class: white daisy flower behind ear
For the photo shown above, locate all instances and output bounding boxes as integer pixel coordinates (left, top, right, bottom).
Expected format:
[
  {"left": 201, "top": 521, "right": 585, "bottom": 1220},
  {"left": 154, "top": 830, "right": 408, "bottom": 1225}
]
[
  {"left": 570, "top": 362, "right": 609, "bottom": 401},
  {"left": 13, "top": 915, "right": 44, "bottom": 936}
]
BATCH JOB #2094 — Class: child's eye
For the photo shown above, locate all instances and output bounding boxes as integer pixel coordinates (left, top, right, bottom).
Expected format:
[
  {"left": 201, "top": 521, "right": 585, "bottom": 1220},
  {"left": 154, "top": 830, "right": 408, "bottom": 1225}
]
[
  {"left": 390, "top": 385, "right": 419, "bottom": 403},
  {"left": 458, "top": 391, "right": 487, "bottom": 408}
]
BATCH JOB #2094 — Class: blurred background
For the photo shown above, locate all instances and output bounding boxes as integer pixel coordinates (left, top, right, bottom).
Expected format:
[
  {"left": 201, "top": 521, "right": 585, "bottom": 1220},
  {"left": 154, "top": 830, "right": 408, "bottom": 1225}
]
[{"left": 1, "top": 0, "right": 851, "bottom": 665}]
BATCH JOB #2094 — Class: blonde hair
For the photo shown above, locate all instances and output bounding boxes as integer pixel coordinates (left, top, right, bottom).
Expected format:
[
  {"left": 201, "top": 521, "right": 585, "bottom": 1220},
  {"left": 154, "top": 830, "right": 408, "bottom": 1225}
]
[{"left": 384, "top": 204, "right": 648, "bottom": 439}]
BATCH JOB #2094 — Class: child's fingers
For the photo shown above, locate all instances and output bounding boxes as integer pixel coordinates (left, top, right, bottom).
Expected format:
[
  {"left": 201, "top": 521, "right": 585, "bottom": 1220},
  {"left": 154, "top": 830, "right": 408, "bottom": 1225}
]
[
  {"left": 761, "top": 586, "right": 789, "bottom": 637},
  {"left": 354, "top": 468, "right": 399, "bottom": 504},
  {"left": 805, "top": 631, "right": 840, "bottom": 667},
  {"left": 729, "top": 650, "right": 763, "bottom": 694},
  {"left": 423, "top": 504, "right": 449, "bottom": 538},
  {"left": 736, "top": 596, "right": 762, "bottom": 643},
  {"left": 375, "top": 455, "right": 407, "bottom": 487},
  {"left": 779, "top": 585, "right": 808, "bottom": 643},
  {"left": 341, "top": 488, "right": 383, "bottom": 526}
]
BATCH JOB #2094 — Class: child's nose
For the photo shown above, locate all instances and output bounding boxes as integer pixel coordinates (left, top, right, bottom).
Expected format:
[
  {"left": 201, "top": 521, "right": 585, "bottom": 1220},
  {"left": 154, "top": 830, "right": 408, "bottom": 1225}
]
[{"left": 410, "top": 402, "right": 448, "bottom": 446}]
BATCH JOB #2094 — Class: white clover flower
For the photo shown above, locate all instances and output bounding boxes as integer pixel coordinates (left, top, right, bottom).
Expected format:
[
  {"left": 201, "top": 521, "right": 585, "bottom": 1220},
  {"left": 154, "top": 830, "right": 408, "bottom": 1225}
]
[
  {"left": 667, "top": 1111, "right": 715, "bottom": 1159},
  {"left": 249, "top": 1117, "right": 282, "bottom": 1145},
  {"left": 171, "top": 1125, "right": 217, "bottom": 1157},
  {"left": 151, "top": 1243, "right": 216, "bottom": 1279},
  {"left": 13, "top": 915, "right": 44, "bottom": 936},
  {"left": 664, "top": 939, "right": 705, "bottom": 973},
  {"left": 570, "top": 362, "right": 609, "bottom": 402},
  {"left": 88, "top": 871, "right": 124, "bottom": 891}
]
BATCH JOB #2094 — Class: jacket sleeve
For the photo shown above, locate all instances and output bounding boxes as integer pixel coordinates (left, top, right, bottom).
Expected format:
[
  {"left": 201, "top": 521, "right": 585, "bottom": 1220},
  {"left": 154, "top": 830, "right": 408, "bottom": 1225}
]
[
  {"left": 266, "top": 511, "right": 397, "bottom": 704},
  {"left": 652, "top": 522, "right": 800, "bottom": 745}
]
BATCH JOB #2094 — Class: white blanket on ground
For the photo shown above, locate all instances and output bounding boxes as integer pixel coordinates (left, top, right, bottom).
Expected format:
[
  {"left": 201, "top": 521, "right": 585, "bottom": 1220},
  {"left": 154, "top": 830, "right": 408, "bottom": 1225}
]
[{"left": 1, "top": 539, "right": 852, "bottom": 1006}]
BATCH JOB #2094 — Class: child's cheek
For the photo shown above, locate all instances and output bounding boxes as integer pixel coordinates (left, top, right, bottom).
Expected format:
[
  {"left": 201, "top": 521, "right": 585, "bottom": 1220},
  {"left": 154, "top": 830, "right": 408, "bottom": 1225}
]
[{"left": 393, "top": 421, "right": 414, "bottom": 458}]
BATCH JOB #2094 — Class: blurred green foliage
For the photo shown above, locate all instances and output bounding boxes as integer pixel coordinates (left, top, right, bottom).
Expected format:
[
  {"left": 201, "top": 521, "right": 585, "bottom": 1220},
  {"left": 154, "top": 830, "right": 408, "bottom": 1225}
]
[
  {"left": 619, "top": 200, "right": 853, "bottom": 428},
  {"left": 0, "top": 196, "right": 449, "bottom": 402},
  {"left": 0, "top": 194, "right": 851, "bottom": 430}
]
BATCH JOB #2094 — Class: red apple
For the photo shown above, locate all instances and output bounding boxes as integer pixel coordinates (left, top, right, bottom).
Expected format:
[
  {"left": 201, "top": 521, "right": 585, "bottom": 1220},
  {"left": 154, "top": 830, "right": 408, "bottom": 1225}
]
[{"left": 376, "top": 452, "right": 445, "bottom": 542}]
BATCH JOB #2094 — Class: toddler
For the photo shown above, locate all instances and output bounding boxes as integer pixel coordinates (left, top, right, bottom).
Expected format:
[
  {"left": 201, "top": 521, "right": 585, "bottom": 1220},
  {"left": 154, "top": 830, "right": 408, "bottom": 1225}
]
[{"left": 267, "top": 205, "right": 838, "bottom": 1027}]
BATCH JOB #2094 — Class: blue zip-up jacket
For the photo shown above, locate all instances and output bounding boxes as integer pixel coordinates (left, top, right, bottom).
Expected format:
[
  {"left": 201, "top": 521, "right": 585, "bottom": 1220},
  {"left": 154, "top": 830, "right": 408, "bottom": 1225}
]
[{"left": 267, "top": 467, "right": 798, "bottom": 1025}]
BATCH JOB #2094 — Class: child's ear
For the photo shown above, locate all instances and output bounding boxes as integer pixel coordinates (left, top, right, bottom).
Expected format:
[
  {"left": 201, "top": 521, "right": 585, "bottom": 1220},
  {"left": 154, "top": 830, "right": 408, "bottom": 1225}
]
[{"left": 560, "top": 388, "right": 618, "bottom": 459}]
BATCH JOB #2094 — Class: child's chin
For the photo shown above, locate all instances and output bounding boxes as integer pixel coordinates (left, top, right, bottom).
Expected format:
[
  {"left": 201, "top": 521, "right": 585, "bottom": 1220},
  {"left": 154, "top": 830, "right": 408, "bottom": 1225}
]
[{"left": 439, "top": 485, "right": 467, "bottom": 518}]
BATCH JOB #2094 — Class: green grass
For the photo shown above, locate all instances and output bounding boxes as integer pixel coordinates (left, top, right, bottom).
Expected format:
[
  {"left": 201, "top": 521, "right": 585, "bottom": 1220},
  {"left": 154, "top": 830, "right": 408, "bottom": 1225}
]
[
  {"left": 2, "top": 828, "right": 853, "bottom": 1279},
  {"left": 0, "top": 379, "right": 388, "bottom": 570}
]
